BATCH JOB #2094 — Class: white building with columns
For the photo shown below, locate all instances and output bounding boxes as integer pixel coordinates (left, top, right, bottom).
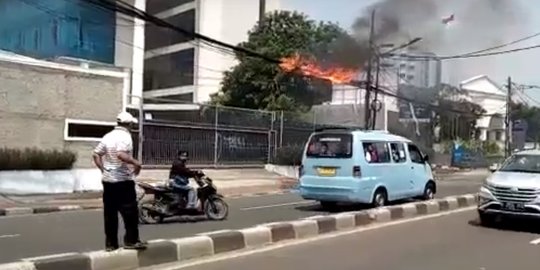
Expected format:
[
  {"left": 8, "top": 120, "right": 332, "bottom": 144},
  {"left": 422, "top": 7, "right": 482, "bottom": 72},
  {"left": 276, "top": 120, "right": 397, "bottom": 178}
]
[{"left": 459, "top": 75, "right": 507, "bottom": 145}]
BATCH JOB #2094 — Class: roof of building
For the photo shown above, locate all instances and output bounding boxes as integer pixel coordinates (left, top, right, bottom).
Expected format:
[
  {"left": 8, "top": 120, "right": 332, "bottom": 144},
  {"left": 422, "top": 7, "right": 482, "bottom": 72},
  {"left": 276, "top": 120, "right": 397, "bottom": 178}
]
[{"left": 459, "top": 75, "right": 505, "bottom": 96}]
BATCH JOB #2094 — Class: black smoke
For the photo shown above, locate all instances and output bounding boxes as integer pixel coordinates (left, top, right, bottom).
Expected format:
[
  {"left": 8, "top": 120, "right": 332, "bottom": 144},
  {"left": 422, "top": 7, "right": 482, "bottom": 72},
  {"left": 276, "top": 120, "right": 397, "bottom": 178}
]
[{"left": 351, "top": 0, "right": 529, "bottom": 83}]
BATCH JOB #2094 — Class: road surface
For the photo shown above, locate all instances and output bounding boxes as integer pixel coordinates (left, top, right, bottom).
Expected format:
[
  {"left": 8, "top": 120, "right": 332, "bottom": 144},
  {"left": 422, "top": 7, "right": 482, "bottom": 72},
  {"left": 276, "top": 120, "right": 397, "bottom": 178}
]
[
  {"left": 174, "top": 210, "right": 540, "bottom": 270},
  {"left": 0, "top": 176, "right": 482, "bottom": 263}
]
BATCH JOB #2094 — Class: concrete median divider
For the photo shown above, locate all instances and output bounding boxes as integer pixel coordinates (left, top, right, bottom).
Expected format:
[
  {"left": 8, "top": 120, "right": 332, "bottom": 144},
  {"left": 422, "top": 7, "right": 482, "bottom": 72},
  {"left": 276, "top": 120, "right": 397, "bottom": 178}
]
[
  {"left": 0, "top": 194, "right": 478, "bottom": 270},
  {"left": 0, "top": 205, "right": 94, "bottom": 217}
]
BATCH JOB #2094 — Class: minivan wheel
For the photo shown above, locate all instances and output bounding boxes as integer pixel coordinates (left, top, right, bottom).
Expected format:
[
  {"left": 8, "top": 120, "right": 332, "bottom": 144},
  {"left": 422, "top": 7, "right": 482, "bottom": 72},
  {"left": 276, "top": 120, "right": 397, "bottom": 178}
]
[
  {"left": 372, "top": 189, "right": 387, "bottom": 208},
  {"left": 422, "top": 182, "right": 435, "bottom": 200}
]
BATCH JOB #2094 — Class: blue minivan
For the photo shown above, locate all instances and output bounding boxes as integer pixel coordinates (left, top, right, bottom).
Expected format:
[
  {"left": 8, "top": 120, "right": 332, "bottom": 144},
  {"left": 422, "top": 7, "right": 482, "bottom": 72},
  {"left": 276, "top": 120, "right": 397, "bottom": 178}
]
[{"left": 298, "top": 129, "right": 436, "bottom": 208}]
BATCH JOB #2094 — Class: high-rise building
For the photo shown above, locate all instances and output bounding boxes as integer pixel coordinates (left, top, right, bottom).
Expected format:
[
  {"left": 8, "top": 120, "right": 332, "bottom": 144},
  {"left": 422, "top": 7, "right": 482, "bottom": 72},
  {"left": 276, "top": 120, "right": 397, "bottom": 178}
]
[
  {"left": 121, "top": 0, "right": 283, "bottom": 106},
  {"left": 393, "top": 50, "right": 442, "bottom": 88}
]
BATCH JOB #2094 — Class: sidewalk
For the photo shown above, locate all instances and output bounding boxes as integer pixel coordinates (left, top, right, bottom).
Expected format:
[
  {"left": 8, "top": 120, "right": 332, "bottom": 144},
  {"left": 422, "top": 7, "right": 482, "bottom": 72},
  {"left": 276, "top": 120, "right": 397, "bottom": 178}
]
[
  {"left": 0, "top": 174, "right": 298, "bottom": 210},
  {"left": 435, "top": 168, "right": 489, "bottom": 181}
]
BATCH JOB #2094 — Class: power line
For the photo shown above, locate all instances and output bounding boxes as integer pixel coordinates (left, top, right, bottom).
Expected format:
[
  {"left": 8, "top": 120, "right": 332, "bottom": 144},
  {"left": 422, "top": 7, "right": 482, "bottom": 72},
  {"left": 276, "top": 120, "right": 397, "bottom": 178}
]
[
  {"left": 85, "top": 0, "right": 280, "bottom": 64},
  {"left": 17, "top": 0, "right": 519, "bottom": 119},
  {"left": 12, "top": 0, "right": 233, "bottom": 77},
  {"left": 454, "top": 32, "right": 540, "bottom": 57},
  {"left": 389, "top": 42, "right": 540, "bottom": 61}
]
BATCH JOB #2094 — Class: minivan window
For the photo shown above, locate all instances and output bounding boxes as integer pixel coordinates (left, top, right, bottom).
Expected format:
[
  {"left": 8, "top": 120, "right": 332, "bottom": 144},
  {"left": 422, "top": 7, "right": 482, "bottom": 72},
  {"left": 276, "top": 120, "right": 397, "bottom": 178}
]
[
  {"left": 408, "top": 144, "right": 424, "bottom": 164},
  {"left": 499, "top": 154, "right": 540, "bottom": 173},
  {"left": 306, "top": 133, "right": 352, "bottom": 158},
  {"left": 363, "top": 142, "right": 391, "bottom": 163},
  {"left": 390, "top": 143, "right": 407, "bottom": 163}
]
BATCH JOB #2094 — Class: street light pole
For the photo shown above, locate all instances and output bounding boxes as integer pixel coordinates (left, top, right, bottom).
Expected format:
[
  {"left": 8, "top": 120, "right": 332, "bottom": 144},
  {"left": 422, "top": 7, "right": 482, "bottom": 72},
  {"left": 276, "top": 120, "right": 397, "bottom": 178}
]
[
  {"left": 370, "top": 38, "right": 422, "bottom": 130},
  {"left": 259, "top": 0, "right": 266, "bottom": 21}
]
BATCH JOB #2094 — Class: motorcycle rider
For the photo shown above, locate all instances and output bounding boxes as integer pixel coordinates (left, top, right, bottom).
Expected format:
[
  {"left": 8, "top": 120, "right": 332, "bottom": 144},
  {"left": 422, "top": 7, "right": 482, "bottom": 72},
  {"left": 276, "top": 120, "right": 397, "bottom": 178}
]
[{"left": 168, "top": 150, "right": 199, "bottom": 210}]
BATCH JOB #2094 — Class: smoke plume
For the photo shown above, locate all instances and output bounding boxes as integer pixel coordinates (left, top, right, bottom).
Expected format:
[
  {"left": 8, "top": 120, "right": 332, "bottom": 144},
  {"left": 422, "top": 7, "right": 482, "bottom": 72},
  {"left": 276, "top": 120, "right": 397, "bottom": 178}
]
[{"left": 352, "top": 0, "right": 529, "bottom": 84}]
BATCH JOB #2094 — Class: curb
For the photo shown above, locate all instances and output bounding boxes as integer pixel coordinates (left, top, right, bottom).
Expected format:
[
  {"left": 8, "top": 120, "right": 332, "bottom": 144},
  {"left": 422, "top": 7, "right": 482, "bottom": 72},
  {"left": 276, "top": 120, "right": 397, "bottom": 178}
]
[
  {"left": 0, "top": 194, "right": 478, "bottom": 270},
  {"left": 0, "top": 190, "right": 295, "bottom": 217}
]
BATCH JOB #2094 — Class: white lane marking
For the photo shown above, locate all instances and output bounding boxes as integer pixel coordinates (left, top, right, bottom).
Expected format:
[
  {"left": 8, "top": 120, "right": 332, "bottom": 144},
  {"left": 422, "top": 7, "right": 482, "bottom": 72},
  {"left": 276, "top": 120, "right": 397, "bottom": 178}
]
[
  {"left": 529, "top": 237, "right": 540, "bottom": 245},
  {"left": 147, "top": 207, "right": 476, "bottom": 270},
  {"left": 0, "top": 234, "right": 20, "bottom": 239},
  {"left": 0, "top": 208, "right": 102, "bottom": 220},
  {"left": 198, "top": 230, "right": 232, "bottom": 236},
  {"left": 240, "top": 201, "right": 315, "bottom": 211}
]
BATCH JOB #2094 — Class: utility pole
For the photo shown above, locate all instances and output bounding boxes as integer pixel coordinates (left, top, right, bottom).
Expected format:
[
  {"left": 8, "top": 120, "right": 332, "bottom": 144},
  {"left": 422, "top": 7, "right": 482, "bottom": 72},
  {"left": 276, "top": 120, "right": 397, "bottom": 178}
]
[
  {"left": 505, "top": 76, "right": 512, "bottom": 158},
  {"left": 259, "top": 0, "right": 266, "bottom": 21},
  {"left": 371, "top": 56, "right": 381, "bottom": 130},
  {"left": 364, "top": 9, "right": 376, "bottom": 130}
]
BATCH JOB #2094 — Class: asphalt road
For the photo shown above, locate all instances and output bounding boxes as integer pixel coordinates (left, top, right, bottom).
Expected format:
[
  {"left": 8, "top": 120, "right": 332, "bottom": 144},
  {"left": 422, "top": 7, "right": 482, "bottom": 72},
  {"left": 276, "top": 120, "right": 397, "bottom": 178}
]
[
  {"left": 176, "top": 210, "right": 540, "bottom": 270},
  {"left": 0, "top": 176, "right": 483, "bottom": 263}
]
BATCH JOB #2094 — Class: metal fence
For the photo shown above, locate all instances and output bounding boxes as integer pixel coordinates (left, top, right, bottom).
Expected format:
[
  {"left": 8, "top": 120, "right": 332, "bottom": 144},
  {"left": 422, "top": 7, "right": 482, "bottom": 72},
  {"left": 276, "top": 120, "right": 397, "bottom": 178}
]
[
  {"left": 133, "top": 98, "right": 433, "bottom": 167},
  {"left": 135, "top": 100, "right": 366, "bottom": 166}
]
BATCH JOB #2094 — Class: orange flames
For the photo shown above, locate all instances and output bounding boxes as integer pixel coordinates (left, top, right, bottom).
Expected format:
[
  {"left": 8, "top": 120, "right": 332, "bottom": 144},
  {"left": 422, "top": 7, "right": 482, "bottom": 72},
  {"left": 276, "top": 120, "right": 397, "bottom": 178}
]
[{"left": 279, "top": 54, "right": 358, "bottom": 84}]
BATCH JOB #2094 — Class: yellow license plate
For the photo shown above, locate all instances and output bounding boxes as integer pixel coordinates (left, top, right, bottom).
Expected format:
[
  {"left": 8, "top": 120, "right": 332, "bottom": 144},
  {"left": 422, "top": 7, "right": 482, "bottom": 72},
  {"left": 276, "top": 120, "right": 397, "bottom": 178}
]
[{"left": 317, "top": 167, "right": 336, "bottom": 176}]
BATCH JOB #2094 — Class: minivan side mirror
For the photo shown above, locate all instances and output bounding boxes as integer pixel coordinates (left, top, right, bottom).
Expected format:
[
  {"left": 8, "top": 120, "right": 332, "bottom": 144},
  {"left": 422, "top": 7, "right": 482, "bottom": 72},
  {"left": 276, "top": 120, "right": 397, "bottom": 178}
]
[{"left": 423, "top": 154, "right": 430, "bottom": 163}]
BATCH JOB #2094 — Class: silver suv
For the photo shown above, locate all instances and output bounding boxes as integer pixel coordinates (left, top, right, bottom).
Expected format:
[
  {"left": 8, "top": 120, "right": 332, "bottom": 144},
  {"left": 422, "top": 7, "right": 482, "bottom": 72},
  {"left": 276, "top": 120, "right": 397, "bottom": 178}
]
[{"left": 478, "top": 150, "right": 540, "bottom": 225}]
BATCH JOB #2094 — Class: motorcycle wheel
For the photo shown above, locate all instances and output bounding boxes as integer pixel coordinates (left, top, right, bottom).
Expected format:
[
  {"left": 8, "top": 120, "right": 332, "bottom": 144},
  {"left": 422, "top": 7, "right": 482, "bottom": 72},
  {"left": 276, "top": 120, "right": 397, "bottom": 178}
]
[
  {"left": 204, "top": 197, "right": 229, "bottom": 221},
  {"left": 138, "top": 202, "right": 164, "bottom": 224}
]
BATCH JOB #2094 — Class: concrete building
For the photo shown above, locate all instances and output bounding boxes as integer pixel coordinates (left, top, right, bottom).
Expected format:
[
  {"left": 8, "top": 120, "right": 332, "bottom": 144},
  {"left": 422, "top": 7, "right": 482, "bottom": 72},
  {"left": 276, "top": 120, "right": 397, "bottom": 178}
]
[
  {"left": 0, "top": 51, "right": 130, "bottom": 168},
  {"left": 386, "top": 49, "right": 442, "bottom": 88},
  {"left": 139, "top": 0, "right": 282, "bottom": 105},
  {"left": 0, "top": 0, "right": 283, "bottom": 109}
]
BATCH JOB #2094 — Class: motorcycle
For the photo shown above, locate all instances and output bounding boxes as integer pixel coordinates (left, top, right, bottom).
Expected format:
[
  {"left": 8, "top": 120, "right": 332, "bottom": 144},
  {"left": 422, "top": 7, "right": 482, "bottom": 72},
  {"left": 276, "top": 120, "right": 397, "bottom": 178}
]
[{"left": 136, "top": 172, "right": 229, "bottom": 224}]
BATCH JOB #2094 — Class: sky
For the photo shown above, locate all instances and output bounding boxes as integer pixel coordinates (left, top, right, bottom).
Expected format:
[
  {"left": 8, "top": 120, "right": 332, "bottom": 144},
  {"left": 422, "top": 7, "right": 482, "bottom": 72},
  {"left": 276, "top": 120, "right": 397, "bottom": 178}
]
[{"left": 283, "top": 0, "right": 540, "bottom": 104}]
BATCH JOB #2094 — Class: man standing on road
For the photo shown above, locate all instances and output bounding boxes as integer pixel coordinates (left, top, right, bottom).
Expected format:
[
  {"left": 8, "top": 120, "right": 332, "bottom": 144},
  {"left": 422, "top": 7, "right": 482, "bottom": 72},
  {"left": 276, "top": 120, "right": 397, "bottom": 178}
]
[{"left": 92, "top": 111, "right": 147, "bottom": 251}]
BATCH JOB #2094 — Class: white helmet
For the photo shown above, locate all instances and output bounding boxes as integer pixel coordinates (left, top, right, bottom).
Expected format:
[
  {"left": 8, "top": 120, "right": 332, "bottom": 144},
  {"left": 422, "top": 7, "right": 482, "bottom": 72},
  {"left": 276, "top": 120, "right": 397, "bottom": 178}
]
[{"left": 116, "top": 111, "right": 138, "bottom": 124}]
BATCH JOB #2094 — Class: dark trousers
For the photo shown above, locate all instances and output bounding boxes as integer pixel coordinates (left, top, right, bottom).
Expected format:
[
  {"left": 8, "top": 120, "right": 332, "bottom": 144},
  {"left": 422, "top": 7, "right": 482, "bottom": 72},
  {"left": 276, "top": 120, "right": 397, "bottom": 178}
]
[{"left": 102, "top": 180, "right": 140, "bottom": 248}]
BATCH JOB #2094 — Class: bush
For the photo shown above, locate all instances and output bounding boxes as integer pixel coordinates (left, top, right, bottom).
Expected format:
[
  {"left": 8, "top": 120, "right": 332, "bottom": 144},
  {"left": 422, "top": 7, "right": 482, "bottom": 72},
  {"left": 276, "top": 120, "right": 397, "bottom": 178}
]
[
  {"left": 482, "top": 141, "right": 501, "bottom": 155},
  {"left": 0, "top": 148, "right": 77, "bottom": 171},
  {"left": 274, "top": 145, "right": 304, "bottom": 166}
]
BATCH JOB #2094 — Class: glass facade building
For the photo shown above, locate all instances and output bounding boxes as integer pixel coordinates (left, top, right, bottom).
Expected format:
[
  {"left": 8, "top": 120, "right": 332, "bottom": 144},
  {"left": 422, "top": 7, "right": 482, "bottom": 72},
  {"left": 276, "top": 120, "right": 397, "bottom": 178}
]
[{"left": 0, "top": 0, "right": 116, "bottom": 63}]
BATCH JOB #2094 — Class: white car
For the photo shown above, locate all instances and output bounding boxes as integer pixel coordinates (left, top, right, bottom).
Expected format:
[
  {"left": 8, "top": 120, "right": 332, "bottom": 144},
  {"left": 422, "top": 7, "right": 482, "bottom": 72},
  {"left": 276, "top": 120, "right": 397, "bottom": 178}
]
[{"left": 478, "top": 150, "right": 540, "bottom": 225}]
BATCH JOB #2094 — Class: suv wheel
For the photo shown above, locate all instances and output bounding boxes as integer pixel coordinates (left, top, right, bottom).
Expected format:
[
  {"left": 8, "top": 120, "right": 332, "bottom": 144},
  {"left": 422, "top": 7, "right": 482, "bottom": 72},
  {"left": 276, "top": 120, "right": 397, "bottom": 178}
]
[{"left": 479, "top": 212, "right": 497, "bottom": 227}]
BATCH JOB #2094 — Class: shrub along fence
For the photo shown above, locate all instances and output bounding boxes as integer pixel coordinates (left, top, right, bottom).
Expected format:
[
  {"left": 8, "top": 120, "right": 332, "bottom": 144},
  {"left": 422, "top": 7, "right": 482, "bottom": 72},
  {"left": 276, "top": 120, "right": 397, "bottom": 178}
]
[{"left": 0, "top": 148, "right": 77, "bottom": 171}]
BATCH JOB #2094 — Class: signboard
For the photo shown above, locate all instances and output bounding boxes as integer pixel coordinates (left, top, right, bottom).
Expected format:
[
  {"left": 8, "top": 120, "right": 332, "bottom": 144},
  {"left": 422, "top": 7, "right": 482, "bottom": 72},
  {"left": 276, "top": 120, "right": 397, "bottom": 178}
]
[
  {"left": 511, "top": 119, "right": 528, "bottom": 151},
  {"left": 397, "top": 86, "right": 432, "bottom": 123},
  {"left": 451, "top": 141, "right": 486, "bottom": 168},
  {"left": 398, "top": 101, "right": 431, "bottom": 123}
]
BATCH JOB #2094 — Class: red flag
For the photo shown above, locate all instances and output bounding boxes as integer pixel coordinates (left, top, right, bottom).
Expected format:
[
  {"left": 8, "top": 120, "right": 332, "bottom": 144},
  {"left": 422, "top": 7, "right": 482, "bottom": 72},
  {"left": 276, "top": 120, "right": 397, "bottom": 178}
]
[{"left": 442, "top": 14, "right": 454, "bottom": 24}]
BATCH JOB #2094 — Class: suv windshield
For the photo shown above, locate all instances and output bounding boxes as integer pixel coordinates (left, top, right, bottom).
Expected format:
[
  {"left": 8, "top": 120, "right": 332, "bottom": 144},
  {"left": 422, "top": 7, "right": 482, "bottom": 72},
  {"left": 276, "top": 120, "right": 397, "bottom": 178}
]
[
  {"left": 306, "top": 133, "right": 352, "bottom": 158},
  {"left": 499, "top": 154, "right": 540, "bottom": 173}
]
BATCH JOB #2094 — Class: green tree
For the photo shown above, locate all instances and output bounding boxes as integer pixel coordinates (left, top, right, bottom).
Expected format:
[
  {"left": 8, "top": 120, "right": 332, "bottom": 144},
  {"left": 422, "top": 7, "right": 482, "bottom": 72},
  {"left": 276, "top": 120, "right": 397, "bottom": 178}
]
[
  {"left": 396, "top": 83, "right": 485, "bottom": 142},
  {"left": 211, "top": 11, "right": 365, "bottom": 112},
  {"left": 436, "top": 84, "right": 485, "bottom": 141}
]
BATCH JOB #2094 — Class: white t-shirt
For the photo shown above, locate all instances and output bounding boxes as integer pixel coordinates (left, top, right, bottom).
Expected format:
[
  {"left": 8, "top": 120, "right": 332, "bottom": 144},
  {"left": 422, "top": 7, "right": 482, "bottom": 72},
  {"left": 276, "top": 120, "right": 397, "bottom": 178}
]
[{"left": 93, "top": 127, "right": 134, "bottom": 183}]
